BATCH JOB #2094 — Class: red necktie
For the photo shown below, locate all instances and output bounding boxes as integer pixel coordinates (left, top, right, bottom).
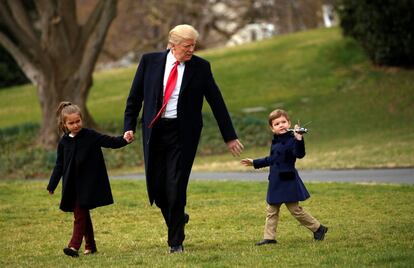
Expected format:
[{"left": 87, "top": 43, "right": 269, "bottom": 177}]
[{"left": 149, "top": 60, "right": 180, "bottom": 128}]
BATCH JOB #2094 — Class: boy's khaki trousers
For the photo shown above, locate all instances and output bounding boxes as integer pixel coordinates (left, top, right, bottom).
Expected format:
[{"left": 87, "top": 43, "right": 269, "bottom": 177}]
[{"left": 263, "top": 202, "right": 320, "bottom": 240}]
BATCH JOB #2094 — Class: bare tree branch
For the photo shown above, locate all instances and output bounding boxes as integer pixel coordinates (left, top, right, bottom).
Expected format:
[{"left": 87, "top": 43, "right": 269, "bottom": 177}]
[
  {"left": 78, "top": 0, "right": 117, "bottom": 92},
  {"left": 79, "top": 0, "right": 105, "bottom": 46},
  {"left": 6, "top": 0, "right": 37, "bottom": 41},
  {"left": 0, "top": 31, "right": 42, "bottom": 86},
  {"left": 34, "top": 0, "right": 55, "bottom": 49},
  {"left": 0, "top": 1, "right": 36, "bottom": 50},
  {"left": 57, "top": 0, "right": 79, "bottom": 51}
]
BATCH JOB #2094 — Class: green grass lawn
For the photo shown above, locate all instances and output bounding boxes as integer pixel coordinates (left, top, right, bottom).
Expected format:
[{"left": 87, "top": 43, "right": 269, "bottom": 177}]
[
  {"left": 1, "top": 27, "right": 413, "bottom": 179},
  {"left": 1, "top": 179, "right": 413, "bottom": 267}
]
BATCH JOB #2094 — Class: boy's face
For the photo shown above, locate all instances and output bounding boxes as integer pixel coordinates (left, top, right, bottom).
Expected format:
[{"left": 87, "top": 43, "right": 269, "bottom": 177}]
[
  {"left": 270, "top": 116, "right": 291, "bottom": 135},
  {"left": 64, "top": 113, "right": 83, "bottom": 135}
]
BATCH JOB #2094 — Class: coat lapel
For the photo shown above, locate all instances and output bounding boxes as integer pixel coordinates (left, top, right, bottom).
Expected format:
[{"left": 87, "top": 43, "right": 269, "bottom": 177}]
[
  {"left": 152, "top": 51, "right": 169, "bottom": 104},
  {"left": 180, "top": 57, "right": 196, "bottom": 96}
]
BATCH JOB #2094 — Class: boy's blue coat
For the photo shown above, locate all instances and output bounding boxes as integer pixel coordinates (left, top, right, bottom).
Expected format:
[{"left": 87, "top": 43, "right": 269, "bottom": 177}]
[
  {"left": 47, "top": 128, "right": 128, "bottom": 212},
  {"left": 253, "top": 132, "right": 310, "bottom": 204}
]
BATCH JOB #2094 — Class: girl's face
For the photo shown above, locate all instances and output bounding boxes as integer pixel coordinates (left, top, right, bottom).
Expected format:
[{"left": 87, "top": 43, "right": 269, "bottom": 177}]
[
  {"left": 270, "top": 116, "right": 291, "bottom": 135},
  {"left": 64, "top": 113, "right": 83, "bottom": 135}
]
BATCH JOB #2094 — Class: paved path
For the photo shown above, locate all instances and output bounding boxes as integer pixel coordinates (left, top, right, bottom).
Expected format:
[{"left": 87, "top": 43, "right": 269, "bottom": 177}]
[{"left": 112, "top": 168, "right": 414, "bottom": 184}]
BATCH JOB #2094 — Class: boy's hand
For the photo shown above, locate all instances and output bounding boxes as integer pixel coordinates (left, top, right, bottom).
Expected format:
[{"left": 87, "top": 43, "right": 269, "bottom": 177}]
[
  {"left": 48, "top": 190, "right": 54, "bottom": 195},
  {"left": 293, "top": 124, "right": 303, "bottom": 140},
  {"left": 240, "top": 158, "right": 253, "bottom": 166}
]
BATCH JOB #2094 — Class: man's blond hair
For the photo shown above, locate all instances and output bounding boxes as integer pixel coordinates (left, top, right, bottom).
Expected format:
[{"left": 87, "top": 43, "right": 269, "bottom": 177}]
[{"left": 168, "top": 24, "right": 199, "bottom": 48}]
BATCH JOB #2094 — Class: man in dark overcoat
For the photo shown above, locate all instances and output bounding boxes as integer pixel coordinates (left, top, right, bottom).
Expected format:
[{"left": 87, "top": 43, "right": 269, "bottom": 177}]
[{"left": 123, "top": 24, "right": 243, "bottom": 253}]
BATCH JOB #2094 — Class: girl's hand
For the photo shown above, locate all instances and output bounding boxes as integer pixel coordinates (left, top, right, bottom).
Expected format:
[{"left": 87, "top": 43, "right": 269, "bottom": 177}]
[
  {"left": 49, "top": 190, "right": 54, "bottom": 195},
  {"left": 240, "top": 158, "right": 253, "bottom": 166},
  {"left": 123, "top": 130, "right": 135, "bottom": 143},
  {"left": 293, "top": 124, "right": 303, "bottom": 141}
]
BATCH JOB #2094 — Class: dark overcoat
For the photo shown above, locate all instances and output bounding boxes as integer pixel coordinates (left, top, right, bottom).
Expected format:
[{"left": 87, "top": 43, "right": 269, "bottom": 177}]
[
  {"left": 124, "top": 50, "right": 237, "bottom": 205},
  {"left": 47, "top": 128, "right": 128, "bottom": 212},
  {"left": 253, "top": 132, "right": 310, "bottom": 204}
]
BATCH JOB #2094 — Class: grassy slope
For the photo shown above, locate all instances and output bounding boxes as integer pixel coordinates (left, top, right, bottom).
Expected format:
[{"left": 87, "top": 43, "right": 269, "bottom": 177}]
[{"left": 0, "top": 27, "right": 413, "bottom": 178}]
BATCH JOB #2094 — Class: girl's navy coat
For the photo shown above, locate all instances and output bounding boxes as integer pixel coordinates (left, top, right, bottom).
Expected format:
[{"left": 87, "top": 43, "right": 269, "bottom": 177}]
[
  {"left": 253, "top": 132, "right": 310, "bottom": 204},
  {"left": 47, "top": 128, "right": 128, "bottom": 212}
]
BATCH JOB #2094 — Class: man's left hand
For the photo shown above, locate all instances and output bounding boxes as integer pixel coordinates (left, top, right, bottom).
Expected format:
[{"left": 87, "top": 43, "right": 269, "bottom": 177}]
[{"left": 226, "top": 139, "right": 244, "bottom": 157}]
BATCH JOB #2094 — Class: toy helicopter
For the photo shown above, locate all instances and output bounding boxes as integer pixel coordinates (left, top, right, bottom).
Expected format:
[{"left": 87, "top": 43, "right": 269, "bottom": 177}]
[
  {"left": 287, "top": 127, "right": 308, "bottom": 134},
  {"left": 287, "top": 121, "right": 311, "bottom": 134}
]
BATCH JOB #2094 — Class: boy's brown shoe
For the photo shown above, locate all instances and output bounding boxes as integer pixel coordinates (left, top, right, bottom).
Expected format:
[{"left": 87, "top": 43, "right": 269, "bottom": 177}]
[
  {"left": 314, "top": 225, "right": 328, "bottom": 241},
  {"left": 255, "top": 239, "right": 277, "bottom": 246}
]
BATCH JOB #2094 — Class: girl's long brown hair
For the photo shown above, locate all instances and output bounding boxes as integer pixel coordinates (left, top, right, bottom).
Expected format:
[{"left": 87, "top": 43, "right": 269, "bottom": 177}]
[{"left": 56, "top": 101, "right": 82, "bottom": 135}]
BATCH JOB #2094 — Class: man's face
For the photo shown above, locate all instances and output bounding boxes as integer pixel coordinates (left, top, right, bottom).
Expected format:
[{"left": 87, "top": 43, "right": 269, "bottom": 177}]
[{"left": 171, "top": 39, "right": 196, "bottom": 62}]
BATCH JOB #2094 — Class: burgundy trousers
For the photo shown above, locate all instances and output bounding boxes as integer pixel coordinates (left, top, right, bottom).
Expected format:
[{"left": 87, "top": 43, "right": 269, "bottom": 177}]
[{"left": 68, "top": 204, "right": 96, "bottom": 251}]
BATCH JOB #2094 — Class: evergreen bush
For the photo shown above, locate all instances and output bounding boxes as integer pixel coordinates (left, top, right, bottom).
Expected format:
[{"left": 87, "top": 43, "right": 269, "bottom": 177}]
[
  {"left": 0, "top": 46, "right": 29, "bottom": 88},
  {"left": 337, "top": 0, "right": 414, "bottom": 67}
]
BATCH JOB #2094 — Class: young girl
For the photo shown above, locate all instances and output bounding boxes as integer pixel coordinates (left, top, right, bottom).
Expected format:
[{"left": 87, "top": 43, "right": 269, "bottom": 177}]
[
  {"left": 47, "top": 101, "right": 130, "bottom": 257},
  {"left": 241, "top": 109, "right": 327, "bottom": 245}
]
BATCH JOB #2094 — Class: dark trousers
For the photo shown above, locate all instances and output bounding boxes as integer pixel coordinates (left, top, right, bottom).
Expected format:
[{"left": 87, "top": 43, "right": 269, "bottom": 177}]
[
  {"left": 68, "top": 203, "right": 96, "bottom": 251},
  {"left": 149, "top": 119, "right": 187, "bottom": 247}
]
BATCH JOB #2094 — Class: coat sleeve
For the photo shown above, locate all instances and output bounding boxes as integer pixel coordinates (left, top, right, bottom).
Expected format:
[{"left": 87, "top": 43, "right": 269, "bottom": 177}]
[
  {"left": 253, "top": 156, "right": 271, "bottom": 169},
  {"left": 203, "top": 61, "right": 238, "bottom": 142},
  {"left": 47, "top": 141, "right": 64, "bottom": 192},
  {"left": 293, "top": 139, "right": 306, "bottom": 159},
  {"left": 124, "top": 56, "right": 146, "bottom": 133},
  {"left": 93, "top": 130, "right": 128, "bottom": 149}
]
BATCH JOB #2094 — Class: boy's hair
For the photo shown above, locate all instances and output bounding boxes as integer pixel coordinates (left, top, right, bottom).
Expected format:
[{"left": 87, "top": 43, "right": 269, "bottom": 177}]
[
  {"left": 56, "top": 101, "right": 82, "bottom": 134},
  {"left": 268, "top": 109, "right": 290, "bottom": 126}
]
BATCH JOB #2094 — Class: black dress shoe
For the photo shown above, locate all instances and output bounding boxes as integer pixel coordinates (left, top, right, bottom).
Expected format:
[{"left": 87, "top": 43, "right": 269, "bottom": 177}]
[
  {"left": 184, "top": 213, "right": 189, "bottom": 224},
  {"left": 255, "top": 239, "right": 277, "bottom": 246},
  {"left": 169, "top": 245, "right": 184, "bottom": 253},
  {"left": 63, "top": 247, "right": 79, "bottom": 257},
  {"left": 314, "top": 225, "right": 328, "bottom": 241}
]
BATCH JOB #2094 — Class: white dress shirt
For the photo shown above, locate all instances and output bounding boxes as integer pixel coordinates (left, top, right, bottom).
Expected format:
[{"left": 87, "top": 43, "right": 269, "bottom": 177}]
[{"left": 162, "top": 51, "right": 185, "bottom": 118}]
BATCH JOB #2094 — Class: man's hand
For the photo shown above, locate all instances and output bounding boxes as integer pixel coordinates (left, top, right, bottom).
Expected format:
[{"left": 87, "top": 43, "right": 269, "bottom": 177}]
[{"left": 226, "top": 139, "right": 244, "bottom": 157}]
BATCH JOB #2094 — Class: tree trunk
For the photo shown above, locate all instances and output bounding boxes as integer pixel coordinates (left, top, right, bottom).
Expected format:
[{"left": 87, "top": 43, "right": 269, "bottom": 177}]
[
  {"left": 0, "top": 0, "right": 116, "bottom": 149},
  {"left": 36, "top": 74, "right": 98, "bottom": 149}
]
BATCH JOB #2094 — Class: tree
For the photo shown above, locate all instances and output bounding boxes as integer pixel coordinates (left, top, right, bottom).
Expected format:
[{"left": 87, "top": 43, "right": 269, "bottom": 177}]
[
  {"left": 0, "top": 0, "right": 117, "bottom": 148},
  {"left": 97, "top": 0, "right": 270, "bottom": 63},
  {"left": 337, "top": 0, "right": 414, "bottom": 67}
]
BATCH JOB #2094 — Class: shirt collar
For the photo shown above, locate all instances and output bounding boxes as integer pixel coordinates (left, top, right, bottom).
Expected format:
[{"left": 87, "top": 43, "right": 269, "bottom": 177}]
[{"left": 167, "top": 50, "right": 183, "bottom": 66}]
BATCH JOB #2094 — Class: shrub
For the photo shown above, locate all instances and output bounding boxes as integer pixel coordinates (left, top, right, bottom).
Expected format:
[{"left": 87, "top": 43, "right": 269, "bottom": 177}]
[
  {"left": 337, "top": 0, "right": 414, "bottom": 67},
  {"left": 0, "top": 46, "right": 29, "bottom": 88}
]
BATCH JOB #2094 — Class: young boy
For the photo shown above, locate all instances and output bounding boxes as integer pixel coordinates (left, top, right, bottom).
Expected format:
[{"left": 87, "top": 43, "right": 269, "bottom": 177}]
[{"left": 241, "top": 109, "right": 327, "bottom": 245}]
